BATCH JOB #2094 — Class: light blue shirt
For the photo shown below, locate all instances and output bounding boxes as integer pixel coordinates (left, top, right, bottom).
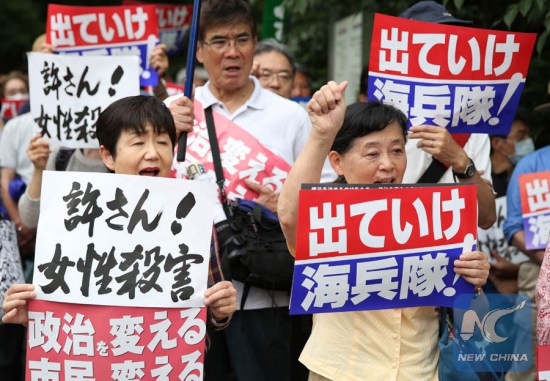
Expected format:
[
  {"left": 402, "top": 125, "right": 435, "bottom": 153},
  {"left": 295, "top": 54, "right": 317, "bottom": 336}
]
[{"left": 503, "top": 145, "right": 550, "bottom": 243}]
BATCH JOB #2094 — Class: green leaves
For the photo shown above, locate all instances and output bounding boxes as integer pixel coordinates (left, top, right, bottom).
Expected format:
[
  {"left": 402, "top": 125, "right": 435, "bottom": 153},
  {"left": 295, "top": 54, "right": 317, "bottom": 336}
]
[
  {"left": 504, "top": 4, "right": 519, "bottom": 28},
  {"left": 519, "top": 0, "right": 533, "bottom": 17}
]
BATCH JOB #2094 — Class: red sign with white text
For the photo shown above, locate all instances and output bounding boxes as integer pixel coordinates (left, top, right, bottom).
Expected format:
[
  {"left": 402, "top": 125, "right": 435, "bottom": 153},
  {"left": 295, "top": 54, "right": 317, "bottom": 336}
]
[
  {"left": 1, "top": 99, "right": 28, "bottom": 120},
  {"left": 519, "top": 171, "right": 550, "bottom": 250},
  {"left": 46, "top": 4, "right": 159, "bottom": 86},
  {"left": 537, "top": 345, "right": 550, "bottom": 381},
  {"left": 289, "top": 183, "right": 478, "bottom": 314},
  {"left": 370, "top": 14, "right": 534, "bottom": 81},
  {"left": 296, "top": 183, "right": 478, "bottom": 260},
  {"left": 47, "top": 4, "right": 158, "bottom": 48},
  {"left": 123, "top": 1, "right": 192, "bottom": 55},
  {"left": 26, "top": 300, "right": 206, "bottom": 381},
  {"left": 170, "top": 101, "right": 293, "bottom": 201}
]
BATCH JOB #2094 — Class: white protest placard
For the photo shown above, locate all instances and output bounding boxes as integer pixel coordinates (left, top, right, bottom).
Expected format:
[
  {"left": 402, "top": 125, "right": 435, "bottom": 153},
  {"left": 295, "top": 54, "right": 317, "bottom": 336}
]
[
  {"left": 477, "top": 196, "right": 529, "bottom": 264},
  {"left": 28, "top": 52, "right": 140, "bottom": 148},
  {"left": 0, "top": 221, "right": 25, "bottom": 317},
  {"left": 34, "top": 171, "right": 216, "bottom": 308}
]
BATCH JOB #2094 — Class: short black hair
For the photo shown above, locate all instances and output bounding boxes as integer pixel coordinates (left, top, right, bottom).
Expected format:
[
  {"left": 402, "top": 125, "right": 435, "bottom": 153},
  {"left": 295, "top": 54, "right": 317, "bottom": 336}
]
[
  {"left": 254, "top": 39, "right": 296, "bottom": 74},
  {"left": 331, "top": 101, "right": 408, "bottom": 155},
  {"left": 199, "top": 0, "right": 257, "bottom": 41},
  {"left": 96, "top": 95, "right": 176, "bottom": 158}
]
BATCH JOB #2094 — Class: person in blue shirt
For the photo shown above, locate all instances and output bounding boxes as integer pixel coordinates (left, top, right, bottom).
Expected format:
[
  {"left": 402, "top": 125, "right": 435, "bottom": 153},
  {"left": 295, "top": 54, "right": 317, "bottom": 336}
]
[
  {"left": 502, "top": 144, "right": 550, "bottom": 381},
  {"left": 503, "top": 145, "right": 550, "bottom": 262}
]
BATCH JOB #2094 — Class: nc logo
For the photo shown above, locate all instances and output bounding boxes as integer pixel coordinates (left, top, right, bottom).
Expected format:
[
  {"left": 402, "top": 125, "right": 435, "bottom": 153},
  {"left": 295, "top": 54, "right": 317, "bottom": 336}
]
[{"left": 460, "top": 300, "right": 527, "bottom": 343}]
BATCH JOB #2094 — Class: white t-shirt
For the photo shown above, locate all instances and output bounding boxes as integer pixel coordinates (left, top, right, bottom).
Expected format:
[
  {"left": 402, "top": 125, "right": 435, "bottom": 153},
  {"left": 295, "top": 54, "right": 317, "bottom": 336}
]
[
  {"left": 166, "top": 77, "right": 336, "bottom": 309},
  {"left": 403, "top": 133, "right": 492, "bottom": 184}
]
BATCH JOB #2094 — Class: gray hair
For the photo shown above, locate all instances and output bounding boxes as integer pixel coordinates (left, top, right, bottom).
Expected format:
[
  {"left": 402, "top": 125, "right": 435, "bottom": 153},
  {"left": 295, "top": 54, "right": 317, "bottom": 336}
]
[{"left": 254, "top": 39, "right": 296, "bottom": 74}]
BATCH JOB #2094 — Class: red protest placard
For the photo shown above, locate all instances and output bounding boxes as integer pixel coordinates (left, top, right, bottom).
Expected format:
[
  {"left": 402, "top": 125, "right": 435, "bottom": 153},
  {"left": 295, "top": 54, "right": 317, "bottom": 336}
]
[
  {"left": 519, "top": 171, "right": 550, "bottom": 250},
  {"left": 367, "top": 13, "right": 537, "bottom": 135},
  {"left": 369, "top": 13, "right": 534, "bottom": 81},
  {"left": 46, "top": 4, "right": 160, "bottom": 86},
  {"left": 289, "top": 183, "right": 478, "bottom": 314},
  {"left": 46, "top": 4, "right": 158, "bottom": 48},
  {"left": 170, "top": 101, "right": 293, "bottom": 201},
  {"left": 122, "top": 1, "right": 193, "bottom": 55},
  {"left": 295, "top": 184, "right": 478, "bottom": 260},
  {"left": 0, "top": 98, "right": 28, "bottom": 120},
  {"left": 26, "top": 300, "right": 206, "bottom": 381},
  {"left": 519, "top": 171, "right": 550, "bottom": 216},
  {"left": 537, "top": 345, "right": 550, "bottom": 381}
]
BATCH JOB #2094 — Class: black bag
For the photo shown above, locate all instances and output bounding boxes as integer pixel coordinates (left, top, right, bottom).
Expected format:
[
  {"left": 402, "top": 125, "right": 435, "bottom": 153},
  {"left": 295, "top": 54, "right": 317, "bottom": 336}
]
[
  {"left": 203, "top": 106, "right": 294, "bottom": 307},
  {"left": 216, "top": 199, "right": 294, "bottom": 292}
]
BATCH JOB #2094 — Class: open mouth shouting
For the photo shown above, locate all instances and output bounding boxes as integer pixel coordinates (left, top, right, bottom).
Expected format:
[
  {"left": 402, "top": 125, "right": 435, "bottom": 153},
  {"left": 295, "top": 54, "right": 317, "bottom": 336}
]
[
  {"left": 139, "top": 167, "right": 161, "bottom": 176},
  {"left": 374, "top": 177, "right": 395, "bottom": 184}
]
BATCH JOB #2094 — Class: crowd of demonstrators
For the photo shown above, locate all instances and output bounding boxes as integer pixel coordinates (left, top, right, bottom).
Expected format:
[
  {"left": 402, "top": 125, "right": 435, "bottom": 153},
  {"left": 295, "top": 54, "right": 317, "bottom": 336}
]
[
  {"left": 481, "top": 110, "right": 534, "bottom": 295},
  {"left": 166, "top": 1, "right": 334, "bottom": 380},
  {"left": 277, "top": 80, "right": 490, "bottom": 381},
  {"left": 2, "top": 1, "right": 550, "bottom": 381}
]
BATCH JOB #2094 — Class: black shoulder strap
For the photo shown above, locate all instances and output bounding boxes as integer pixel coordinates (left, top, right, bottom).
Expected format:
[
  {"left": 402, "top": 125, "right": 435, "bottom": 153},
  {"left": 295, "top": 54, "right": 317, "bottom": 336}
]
[
  {"left": 55, "top": 149, "right": 76, "bottom": 171},
  {"left": 417, "top": 158, "right": 447, "bottom": 184}
]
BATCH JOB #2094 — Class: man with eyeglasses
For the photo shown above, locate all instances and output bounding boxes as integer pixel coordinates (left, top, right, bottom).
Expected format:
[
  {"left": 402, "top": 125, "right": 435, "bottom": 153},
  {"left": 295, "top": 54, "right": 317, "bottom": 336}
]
[
  {"left": 165, "top": 1, "right": 335, "bottom": 380},
  {"left": 252, "top": 39, "right": 295, "bottom": 99}
]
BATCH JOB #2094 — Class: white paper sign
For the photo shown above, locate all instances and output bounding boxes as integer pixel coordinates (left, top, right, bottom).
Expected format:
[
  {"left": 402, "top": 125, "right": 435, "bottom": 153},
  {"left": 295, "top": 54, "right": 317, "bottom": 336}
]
[
  {"left": 478, "top": 196, "right": 529, "bottom": 264},
  {"left": 34, "top": 171, "right": 216, "bottom": 308},
  {"left": 0, "top": 221, "right": 25, "bottom": 317},
  {"left": 28, "top": 52, "right": 140, "bottom": 148}
]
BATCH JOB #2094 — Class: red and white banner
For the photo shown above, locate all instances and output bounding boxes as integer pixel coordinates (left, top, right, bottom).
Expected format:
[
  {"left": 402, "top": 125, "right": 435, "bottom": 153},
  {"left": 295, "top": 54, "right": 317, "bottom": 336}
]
[
  {"left": 46, "top": 4, "right": 159, "bottom": 86},
  {"left": 171, "top": 101, "right": 292, "bottom": 201},
  {"left": 290, "top": 183, "right": 478, "bottom": 314},
  {"left": 519, "top": 171, "right": 550, "bottom": 250}
]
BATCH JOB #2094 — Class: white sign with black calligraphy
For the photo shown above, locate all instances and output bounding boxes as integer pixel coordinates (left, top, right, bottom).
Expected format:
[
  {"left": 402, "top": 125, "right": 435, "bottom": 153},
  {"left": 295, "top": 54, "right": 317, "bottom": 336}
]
[
  {"left": 34, "top": 171, "right": 217, "bottom": 308},
  {"left": 28, "top": 52, "right": 140, "bottom": 148}
]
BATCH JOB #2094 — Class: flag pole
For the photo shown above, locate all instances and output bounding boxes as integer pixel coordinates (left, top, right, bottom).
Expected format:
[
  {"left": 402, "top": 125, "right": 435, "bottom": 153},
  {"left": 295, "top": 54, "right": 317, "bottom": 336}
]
[{"left": 177, "top": 0, "right": 202, "bottom": 162}]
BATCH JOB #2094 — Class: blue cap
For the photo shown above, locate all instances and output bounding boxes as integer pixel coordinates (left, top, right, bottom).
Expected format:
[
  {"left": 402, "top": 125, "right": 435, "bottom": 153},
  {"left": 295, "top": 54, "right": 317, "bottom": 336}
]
[{"left": 400, "top": 1, "right": 472, "bottom": 25}]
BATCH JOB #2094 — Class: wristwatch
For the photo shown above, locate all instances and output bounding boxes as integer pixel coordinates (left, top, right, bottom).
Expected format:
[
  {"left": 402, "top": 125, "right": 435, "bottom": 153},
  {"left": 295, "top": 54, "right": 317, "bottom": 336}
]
[{"left": 452, "top": 158, "right": 476, "bottom": 180}]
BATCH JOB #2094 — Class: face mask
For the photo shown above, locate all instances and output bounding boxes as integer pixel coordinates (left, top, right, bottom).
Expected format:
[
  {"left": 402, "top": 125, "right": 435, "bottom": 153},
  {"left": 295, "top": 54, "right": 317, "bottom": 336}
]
[
  {"left": 509, "top": 138, "right": 535, "bottom": 164},
  {"left": 6, "top": 93, "right": 29, "bottom": 101}
]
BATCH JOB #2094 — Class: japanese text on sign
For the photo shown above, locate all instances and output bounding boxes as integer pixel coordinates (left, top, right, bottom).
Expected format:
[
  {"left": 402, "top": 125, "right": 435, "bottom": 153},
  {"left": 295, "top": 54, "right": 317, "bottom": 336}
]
[
  {"left": 46, "top": 4, "right": 160, "bottom": 86},
  {"left": 125, "top": 1, "right": 192, "bottom": 55},
  {"left": 34, "top": 171, "right": 217, "bottom": 308},
  {"left": 170, "top": 101, "right": 292, "bottom": 201},
  {"left": 26, "top": 300, "right": 206, "bottom": 381},
  {"left": 28, "top": 52, "right": 140, "bottom": 149},
  {"left": 519, "top": 171, "right": 550, "bottom": 250},
  {"left": 290, "top": 183, "right": 478, "bottom": 315},
  {"left": 368, "top": 13, "right": 536, "bottom": 135}
]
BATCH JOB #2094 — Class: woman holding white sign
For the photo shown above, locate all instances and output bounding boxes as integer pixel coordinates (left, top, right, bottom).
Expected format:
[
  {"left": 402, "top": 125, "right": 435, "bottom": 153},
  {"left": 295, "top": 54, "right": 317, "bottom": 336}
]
[
  {"left": 277, "top": 80, "right": 490, "bottom": 381},
  {"left": 3, "top": 95, "right": 236, "bottom": 330}
]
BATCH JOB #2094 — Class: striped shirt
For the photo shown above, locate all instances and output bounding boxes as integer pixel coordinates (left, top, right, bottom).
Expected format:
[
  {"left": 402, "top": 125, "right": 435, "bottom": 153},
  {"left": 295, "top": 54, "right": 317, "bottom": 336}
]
[{"left": 299, "top": 307, "right": 440, "bottom": 381}]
